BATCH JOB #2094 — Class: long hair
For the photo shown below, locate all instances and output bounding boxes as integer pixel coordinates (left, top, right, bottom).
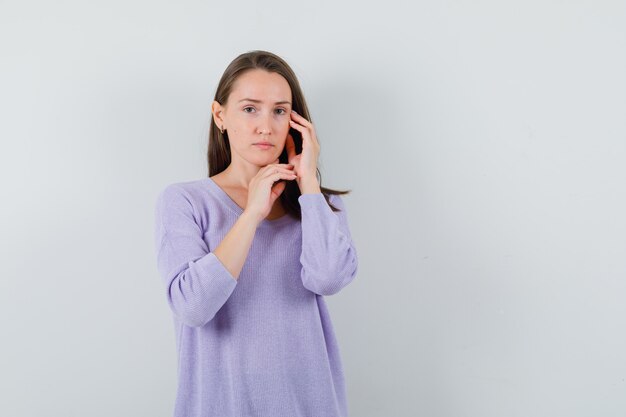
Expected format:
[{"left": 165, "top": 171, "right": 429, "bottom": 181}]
[{"left": 207, "top": 50, "right": 351, "bottom": 220}]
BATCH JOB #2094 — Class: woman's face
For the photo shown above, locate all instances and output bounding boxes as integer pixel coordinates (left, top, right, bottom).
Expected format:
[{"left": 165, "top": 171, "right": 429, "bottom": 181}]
[{"left": 213, "top": 69, "right": 292, "bottom": 166}]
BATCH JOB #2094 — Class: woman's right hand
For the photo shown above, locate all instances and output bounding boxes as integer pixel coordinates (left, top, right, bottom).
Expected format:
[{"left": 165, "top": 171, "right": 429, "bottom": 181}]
[{"left": 244, "top": 158, "right": 297, "bottom": 224}]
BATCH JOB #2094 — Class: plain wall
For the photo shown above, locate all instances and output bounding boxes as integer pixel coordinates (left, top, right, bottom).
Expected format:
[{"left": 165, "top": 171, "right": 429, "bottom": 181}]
[{"left": 1, "top": 0, "right": 624, "bottom": 416}]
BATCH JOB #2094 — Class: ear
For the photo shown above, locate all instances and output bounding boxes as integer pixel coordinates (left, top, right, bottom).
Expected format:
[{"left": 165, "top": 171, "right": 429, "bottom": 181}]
[{"left": 211, "top": 100, "right": 225, "bottom": 127}]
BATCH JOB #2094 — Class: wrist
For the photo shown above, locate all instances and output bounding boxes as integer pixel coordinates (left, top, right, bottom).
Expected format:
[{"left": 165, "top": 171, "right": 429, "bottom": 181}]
[
  {"left": 297, "top": 176, "right": 321, "bottom": 194},
  {"left": 240, "top": 209, "right": 263, "bottom": 227}
]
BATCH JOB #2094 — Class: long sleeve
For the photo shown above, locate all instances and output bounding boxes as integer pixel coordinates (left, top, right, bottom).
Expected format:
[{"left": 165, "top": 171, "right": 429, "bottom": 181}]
[
  {"left": 154, "top": 184, "right": 237, "bottom": 328},
  {"left": 297, "top": 192, "right": 358, "bottom": 296}
]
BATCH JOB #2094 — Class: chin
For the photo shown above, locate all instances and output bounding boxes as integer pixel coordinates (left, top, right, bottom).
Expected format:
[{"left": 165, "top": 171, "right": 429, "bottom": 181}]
[{"left": 249, "top": 154, "right": 277, "bottom": 166}]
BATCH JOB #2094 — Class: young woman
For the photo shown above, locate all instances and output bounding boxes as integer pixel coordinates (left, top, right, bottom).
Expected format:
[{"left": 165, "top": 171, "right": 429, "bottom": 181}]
[{"left": 154, "top": 50, "right": 358, "bottom": 417}]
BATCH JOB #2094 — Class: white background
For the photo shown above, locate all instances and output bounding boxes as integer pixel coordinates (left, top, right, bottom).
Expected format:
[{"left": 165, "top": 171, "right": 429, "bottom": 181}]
[{"left": 1, "top": 1, "right": 625, "bottom": 416}]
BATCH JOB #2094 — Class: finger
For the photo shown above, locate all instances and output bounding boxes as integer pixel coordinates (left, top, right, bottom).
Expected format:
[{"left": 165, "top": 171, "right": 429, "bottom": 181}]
[
  {"left": 288, "top": 119, "right": 304, "bottom": 131},
  {"left": 264, "top": 167, "right": 295, "bottom": 175},
  {"left": 285, "top": 133, "right": 296, "bottom": 160},
  {"left": 290, "top": 110, "right": 312, "bottom": 127},
  {"left": 263, "top": 162, "right": 293, "bottom": 172},
  {"left": 263, "top": 165, "right": 294, "bottom": 176},
  {"left": 262, "top": 169, "right": 297, "bottom": 182},
  {"left": 289, "top": 121, "right": 317, "bottom": 149},
  {"left": 289, "top": 121, "right": 310, "bottom": 146},
  {"left": 270, "top": 180, "right": 287, "bottom": 200}
]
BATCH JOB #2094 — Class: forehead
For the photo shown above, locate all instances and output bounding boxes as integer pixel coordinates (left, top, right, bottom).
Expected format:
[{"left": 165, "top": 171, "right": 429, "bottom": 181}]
[{"left": 231, "top": 69, "right": 291, "bottom": 101}]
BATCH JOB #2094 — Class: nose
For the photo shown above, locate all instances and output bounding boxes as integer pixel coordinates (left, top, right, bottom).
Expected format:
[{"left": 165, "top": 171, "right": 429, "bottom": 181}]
[{"left": 257, "top": 114, "right": 272, "bottom": 134}]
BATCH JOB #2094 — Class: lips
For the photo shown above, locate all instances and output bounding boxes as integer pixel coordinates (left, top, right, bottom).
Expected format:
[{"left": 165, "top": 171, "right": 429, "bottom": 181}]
[{"left": 254, "top": 142, "right": 273, "bottom": 146}]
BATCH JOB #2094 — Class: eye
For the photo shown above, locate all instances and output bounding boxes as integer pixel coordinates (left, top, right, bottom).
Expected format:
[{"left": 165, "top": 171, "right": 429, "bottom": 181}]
[
  {"left": 275, "top": 108, "right": 287, "bottom": 115},
  {"left": 243, "top": 106, "right": 255, "bottom": 113}
]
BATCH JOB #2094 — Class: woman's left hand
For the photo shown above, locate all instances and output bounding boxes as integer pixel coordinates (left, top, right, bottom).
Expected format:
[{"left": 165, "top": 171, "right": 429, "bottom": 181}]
[{"left": 285, "top": 110, "right": 320, "bottom": 185}]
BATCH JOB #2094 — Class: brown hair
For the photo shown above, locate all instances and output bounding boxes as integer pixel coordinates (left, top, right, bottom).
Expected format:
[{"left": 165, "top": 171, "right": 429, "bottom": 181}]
[{"left": 207, "top": 50, "right": 351, "bottom": 220}]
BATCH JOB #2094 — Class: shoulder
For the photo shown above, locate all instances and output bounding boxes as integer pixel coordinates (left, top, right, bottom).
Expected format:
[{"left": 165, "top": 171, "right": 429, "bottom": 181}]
[{"left": 155, "top": 178, "right": 208, "bottom": 214}]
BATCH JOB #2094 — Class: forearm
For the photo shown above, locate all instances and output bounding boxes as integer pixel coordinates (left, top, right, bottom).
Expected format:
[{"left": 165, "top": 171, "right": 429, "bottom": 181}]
[
  {"left": 298, "top": 193, "right": 358, "bottom": 295},
  {"left": 212, "top": 210, "right": 259, "bottom": 281}
]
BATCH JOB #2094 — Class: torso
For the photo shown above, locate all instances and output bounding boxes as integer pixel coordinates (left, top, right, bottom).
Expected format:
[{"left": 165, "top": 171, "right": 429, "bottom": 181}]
[{"left": 210, "top": 174, "right": 287, "bottom": 220}]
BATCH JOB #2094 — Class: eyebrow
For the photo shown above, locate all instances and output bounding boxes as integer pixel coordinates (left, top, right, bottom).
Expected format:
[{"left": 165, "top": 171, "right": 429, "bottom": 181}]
[{"left": 238, "top": 98, "right": 292, "bottom": 105}]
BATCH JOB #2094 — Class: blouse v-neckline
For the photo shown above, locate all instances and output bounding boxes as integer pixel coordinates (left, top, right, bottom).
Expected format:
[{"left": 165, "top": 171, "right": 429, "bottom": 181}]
[{"left": 204, "top": 177, "right": 294, "bottom": 227}]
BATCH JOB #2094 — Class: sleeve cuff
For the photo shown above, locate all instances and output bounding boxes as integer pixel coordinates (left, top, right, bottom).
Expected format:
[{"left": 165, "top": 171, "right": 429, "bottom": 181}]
[
  {"left": 193, "top": 252, "right": 238, "bottom": 297},
  {"left": 298, "top": 192, "right": 327, "bottom": 209}
]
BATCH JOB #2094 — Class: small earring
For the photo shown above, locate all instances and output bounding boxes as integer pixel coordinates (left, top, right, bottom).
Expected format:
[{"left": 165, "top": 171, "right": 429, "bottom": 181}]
[{"left": 220, "top": 125, "right": 224, "bottom": 134}]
